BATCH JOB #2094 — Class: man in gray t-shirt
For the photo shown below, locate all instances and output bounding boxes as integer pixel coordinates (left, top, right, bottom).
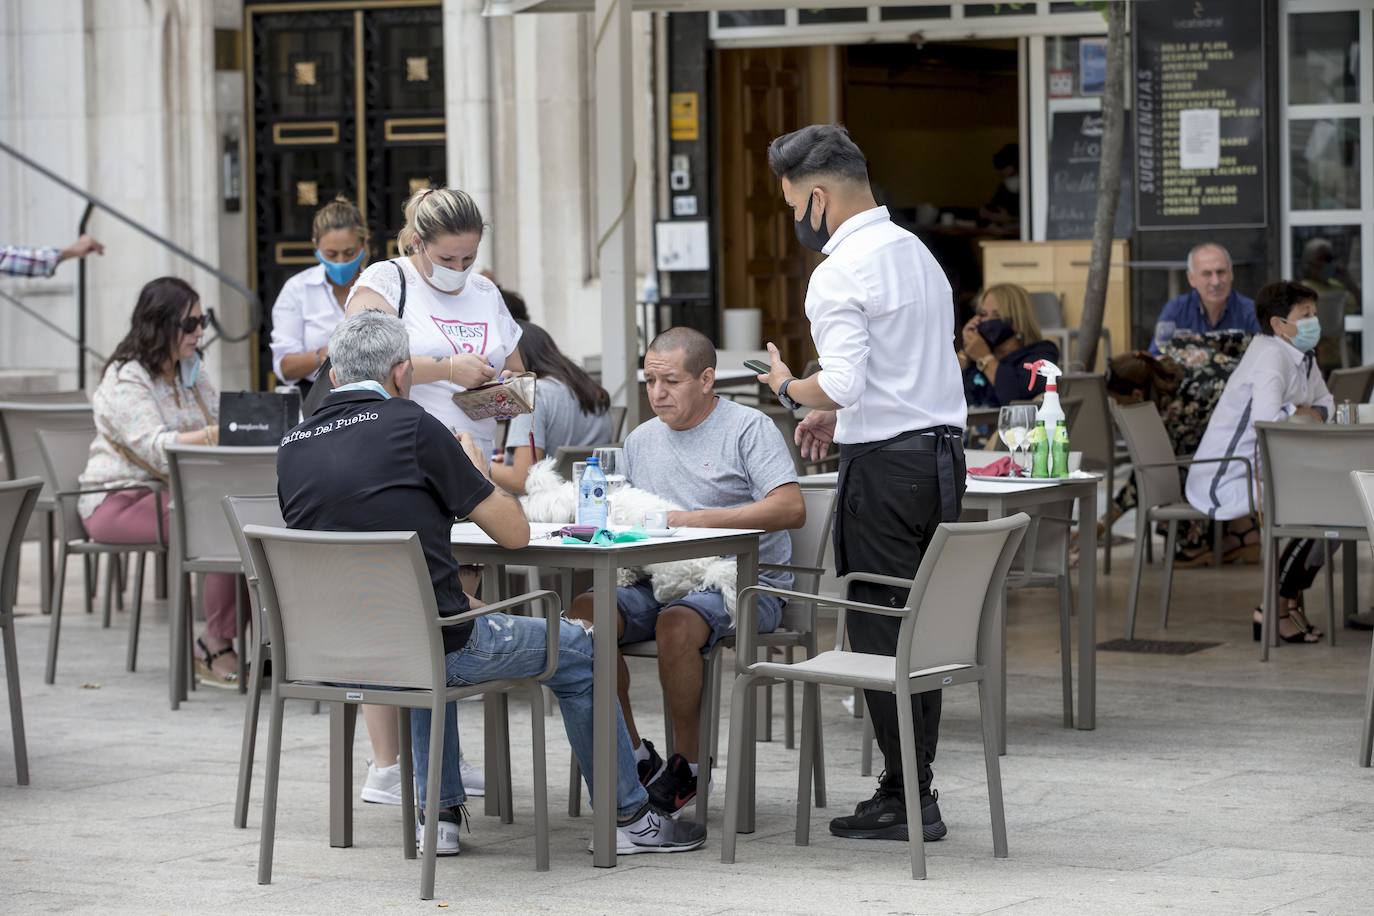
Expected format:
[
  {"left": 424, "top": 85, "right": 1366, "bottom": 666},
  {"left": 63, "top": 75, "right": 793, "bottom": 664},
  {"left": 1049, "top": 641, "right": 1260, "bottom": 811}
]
[{"left": 568, "top": 328, "right": 805, "bottom": 818}]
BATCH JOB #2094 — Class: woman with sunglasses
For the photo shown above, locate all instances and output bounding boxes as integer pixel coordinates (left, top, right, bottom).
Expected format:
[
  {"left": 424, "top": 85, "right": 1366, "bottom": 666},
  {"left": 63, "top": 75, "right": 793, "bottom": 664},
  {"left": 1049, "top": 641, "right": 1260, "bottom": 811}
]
[
  {"left": 270, "top": 196, "right": 368, "bottom": 397},
  {"left": 79, "top": 277, "right": 241, "bottom": 687}
]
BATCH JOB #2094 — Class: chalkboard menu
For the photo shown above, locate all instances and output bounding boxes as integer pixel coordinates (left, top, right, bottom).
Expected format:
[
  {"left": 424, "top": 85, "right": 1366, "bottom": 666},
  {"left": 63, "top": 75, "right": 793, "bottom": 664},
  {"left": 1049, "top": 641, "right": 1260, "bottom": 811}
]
[
  {"left": 1046, "top": 110, "right": 1134, "bottom": 241},
  {"left": 1134, "top": 0, "right": 1267, "bottom": 229}
]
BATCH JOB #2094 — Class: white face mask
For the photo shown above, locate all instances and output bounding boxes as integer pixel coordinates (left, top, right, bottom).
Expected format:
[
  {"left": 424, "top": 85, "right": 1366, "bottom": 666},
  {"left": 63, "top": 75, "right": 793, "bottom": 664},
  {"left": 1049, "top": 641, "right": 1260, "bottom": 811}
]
[
  {"left": 422, "top": 246, "right": 472, "bottom": 293},
  {"left": 1003, "top": 175, "right": 1021, "bottom": 194}
]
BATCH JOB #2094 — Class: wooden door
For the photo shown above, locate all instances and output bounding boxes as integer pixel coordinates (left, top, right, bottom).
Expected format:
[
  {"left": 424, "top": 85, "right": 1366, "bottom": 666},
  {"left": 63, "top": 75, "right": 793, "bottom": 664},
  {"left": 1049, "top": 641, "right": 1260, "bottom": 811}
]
[{"left": 717, "top": 48, "right": 815, "bottom": 368}]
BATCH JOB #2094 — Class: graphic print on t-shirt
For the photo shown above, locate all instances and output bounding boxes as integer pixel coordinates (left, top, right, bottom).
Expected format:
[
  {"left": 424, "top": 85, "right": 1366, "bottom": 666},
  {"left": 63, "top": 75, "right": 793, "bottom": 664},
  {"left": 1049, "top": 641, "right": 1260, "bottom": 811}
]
[{"left": 431, "top": 317, "right": 490, "bottom": 355}]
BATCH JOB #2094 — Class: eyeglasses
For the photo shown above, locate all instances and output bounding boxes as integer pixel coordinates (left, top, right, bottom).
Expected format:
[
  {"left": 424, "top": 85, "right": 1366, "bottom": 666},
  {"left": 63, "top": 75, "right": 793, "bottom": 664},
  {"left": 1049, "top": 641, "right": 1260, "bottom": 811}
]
[{"left": 180, "top": 314, "right": 209, "bottom": 334}]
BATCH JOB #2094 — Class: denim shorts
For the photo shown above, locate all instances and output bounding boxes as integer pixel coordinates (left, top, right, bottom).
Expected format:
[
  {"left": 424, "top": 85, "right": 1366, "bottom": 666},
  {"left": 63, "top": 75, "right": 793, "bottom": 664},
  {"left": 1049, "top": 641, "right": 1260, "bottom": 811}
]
[{"left": 616, "top": 581, "right": 783, "bottom": 652}]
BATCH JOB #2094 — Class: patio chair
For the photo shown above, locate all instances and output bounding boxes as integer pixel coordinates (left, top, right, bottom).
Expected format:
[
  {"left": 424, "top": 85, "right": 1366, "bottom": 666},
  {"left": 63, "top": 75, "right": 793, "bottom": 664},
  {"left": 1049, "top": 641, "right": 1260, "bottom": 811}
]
[
  {"left": 567, "top": 487, "right": 837, "bottom": 823},
  {"left": 1327, "top": 364, "right": 1374, "bottom": 406},
  {"left": 1, "top": 477, "right": 41, "bottom": 785},
  {"left": 165, "top": 444, "right": 277, "bottom": 709},
  {"left": 1111, "top": 401, "right": 1253, "bottom": 640},
  {"left": 1254, "top": 422, "right": 1374, "bottom": 660},
  {"left": 223, "top": 495, "right": 286, "bottom": 829},
  {"left": 35, "top": 428, "right": 165, "bottom": 683},
  {"left": 609, "top": 406, "right": 627, "bottom": 440},
  {"left": 721, "top": 513, "right": 1029, "bottom": 879},
  {"left": 244, "top": 524, "right": 558, "bottom": 899},
  {"left": 0, "top": 401, "right": 96, "bottom": 618},
  {"left": 1059, "top": 372, "right": 1127, "bottom": 573},
  {"left": 1351, "top": 471, "right": 1374, "bottom": 767}
]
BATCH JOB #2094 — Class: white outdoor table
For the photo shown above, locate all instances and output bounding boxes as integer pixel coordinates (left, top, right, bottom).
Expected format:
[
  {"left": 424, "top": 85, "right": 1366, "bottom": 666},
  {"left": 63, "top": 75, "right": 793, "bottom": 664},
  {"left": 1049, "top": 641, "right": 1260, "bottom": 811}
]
[
  {"left": 797, "top": 472, "right": 1099, "bottom": 750},
  {"left": 450, "top": 521, "right": 762, "bottom": 867}
]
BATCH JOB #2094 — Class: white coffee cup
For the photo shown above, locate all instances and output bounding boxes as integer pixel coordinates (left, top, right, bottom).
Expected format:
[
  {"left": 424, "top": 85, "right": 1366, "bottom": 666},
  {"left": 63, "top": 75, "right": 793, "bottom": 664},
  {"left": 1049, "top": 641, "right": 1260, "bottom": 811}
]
[{"left": 644, "top": 510, "right": 669, "bottom": 531}]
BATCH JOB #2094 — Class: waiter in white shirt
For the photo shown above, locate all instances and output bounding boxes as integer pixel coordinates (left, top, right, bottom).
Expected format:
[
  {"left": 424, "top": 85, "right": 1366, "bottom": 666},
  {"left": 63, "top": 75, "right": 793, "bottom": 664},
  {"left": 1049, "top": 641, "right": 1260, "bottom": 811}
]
[{"left": 757, "top": 124, "right": 968, "bottom": 845}]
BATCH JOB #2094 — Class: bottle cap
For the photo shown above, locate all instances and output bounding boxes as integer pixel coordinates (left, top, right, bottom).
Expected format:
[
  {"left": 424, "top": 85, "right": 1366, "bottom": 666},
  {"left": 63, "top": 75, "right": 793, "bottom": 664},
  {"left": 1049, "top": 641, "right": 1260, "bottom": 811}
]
[{"left": 586, "top": 456, "right": 600, "bottom": 465}]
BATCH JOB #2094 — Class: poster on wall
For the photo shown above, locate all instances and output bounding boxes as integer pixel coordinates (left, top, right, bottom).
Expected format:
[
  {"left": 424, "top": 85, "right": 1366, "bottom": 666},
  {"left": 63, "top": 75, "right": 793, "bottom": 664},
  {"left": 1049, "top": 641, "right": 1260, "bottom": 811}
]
[
  {"left": 1133, "top": 0, "right": 1267, "bottom": 229},
  {"left": 1046, "top": 110, "right": 1134, "bottom": 241},
  {"left": 1079, "top": 38, "right": 1106, "bottom": 97}
]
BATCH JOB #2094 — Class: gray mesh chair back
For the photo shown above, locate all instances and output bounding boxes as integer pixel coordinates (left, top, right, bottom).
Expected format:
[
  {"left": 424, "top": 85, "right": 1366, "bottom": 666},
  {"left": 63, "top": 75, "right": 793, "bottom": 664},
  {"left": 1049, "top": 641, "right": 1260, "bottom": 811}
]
[
  {"left": 1353, "top": 470, "right": 1374, "bottom": 767},
  {"left": 0, "top": 477, "right": 41, "bottom": 785},
  {"left": 1059, "top": 373, "right": 1111, "bottom": 471},
  {"left": 609, "top": 406, "right": 627, "bottom": 440},
  {"left": 778, "top": 487, "right": 836, "bottom": 631},
  {"left": 0, "top": 390, "right": 89, "bottom": 404},
  {"left": 35, "top": 427, "right": 99, "bottom": 544},
  {"left": 246, "top": 527, "right": 442, "bottom": 689},
  {"left": 1328, "top": 365, "right": 1374, "bottom": 405},
  {"left": 1254, "top": 422, "right": 1374, "bottom": 658},
  {"left": 902, "top": 517, "right": 1028, "bottom": 675},
  {"left": 166, "top": 445, "right": 278, "bottom": 563},
  {"left": 1255, "top": 422, "right": 1374, "bottom": 531},
  {"left": 553, "top": 446, "right": 595, "bottom": 479},
  {"left": 1030, "top": 291, "right": 1064, "bottom": 328},
  {"left": 1111, "top": 401, "right": 1183, "bottom": 506},
  {"left": 0, "top": 402, "right": 95, "bottom": 502}
]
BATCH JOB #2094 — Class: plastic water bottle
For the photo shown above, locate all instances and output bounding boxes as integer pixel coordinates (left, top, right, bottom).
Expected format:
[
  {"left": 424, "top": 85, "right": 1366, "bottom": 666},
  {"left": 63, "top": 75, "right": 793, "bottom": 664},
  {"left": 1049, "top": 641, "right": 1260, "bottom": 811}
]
[{"left": 578, "top": 456, "right": 609, "bottom": 528}]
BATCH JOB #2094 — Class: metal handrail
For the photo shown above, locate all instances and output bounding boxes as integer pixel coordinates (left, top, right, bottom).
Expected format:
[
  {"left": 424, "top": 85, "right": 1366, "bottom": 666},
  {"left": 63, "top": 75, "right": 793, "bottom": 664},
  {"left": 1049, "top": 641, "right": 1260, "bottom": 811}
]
[{"left": 0, "top": 138, "right": 261, "bottom": 386}]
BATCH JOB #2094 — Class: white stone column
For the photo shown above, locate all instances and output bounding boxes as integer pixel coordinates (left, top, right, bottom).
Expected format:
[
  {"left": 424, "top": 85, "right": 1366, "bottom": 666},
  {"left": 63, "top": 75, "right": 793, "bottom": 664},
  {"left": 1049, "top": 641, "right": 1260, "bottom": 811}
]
[{"left": 444, "top": 0, "right": 494, "bottom": 266}]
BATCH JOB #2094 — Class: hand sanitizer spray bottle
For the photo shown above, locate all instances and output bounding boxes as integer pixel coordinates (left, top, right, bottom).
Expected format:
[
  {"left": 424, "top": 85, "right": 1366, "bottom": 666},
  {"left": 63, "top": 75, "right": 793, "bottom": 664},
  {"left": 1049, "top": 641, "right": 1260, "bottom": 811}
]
[{"left": 1022, "top": 359, "right": 1068, "bottom": 478}]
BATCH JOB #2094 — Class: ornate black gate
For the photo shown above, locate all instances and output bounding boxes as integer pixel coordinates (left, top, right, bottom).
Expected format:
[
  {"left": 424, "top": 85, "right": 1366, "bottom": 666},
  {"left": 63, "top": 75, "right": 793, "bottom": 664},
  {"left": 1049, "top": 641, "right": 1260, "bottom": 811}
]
[{"left": 246, "top": 1, "right": 446, "bottom": 387}]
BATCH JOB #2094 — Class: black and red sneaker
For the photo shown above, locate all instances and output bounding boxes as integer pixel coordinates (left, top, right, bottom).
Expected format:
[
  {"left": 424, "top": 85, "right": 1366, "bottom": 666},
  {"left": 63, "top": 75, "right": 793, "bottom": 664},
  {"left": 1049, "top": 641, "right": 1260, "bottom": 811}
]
[
  {"left": 647, "top": 753, "right": 707, "bottom": 818},
  {"left": 637, "top": 739, "right": 666, "bottom": 788}
]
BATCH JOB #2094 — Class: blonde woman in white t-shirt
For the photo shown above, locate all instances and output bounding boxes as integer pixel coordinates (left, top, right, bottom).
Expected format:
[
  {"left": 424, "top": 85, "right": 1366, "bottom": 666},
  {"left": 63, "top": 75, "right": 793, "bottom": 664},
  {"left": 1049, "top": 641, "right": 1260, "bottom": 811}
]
[
  {"left": 346, "top": 187, "right": 524, "bottom": 457},
  {"left": 343, "top": 186, "right": 516, "bottom": 802}
]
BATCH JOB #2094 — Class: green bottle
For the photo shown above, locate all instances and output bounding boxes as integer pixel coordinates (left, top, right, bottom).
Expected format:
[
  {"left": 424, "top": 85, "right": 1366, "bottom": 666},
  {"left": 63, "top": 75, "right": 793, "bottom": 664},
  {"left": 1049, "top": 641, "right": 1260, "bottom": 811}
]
[
  {"left": 1051, "top": 423, "right": 1070, "bottom": 478},
  {"left": 1029, "top": 424, "right": 1049, "bottom": 478}
]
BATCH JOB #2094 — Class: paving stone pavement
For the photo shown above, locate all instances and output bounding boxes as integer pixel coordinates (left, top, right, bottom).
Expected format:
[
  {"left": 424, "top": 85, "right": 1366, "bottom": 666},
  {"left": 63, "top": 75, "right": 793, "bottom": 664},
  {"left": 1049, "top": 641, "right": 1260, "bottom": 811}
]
[{"left": 2, "top": 534, "right": 1372, "bottom": 915}]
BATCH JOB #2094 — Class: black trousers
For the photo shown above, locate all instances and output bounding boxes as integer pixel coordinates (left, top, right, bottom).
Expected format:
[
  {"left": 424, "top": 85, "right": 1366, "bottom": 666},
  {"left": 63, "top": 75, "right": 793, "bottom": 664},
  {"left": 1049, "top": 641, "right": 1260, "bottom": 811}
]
[
  {"left": 835, "top": 430, "right": 966, "bottom": 799},
  {"left": 1278, "top": 537, "right": 1340, "bottom": 601}
]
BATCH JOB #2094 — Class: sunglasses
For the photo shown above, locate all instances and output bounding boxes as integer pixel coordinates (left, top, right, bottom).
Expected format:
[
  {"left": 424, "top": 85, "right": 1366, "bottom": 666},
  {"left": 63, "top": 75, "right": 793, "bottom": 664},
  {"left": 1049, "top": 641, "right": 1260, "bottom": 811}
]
[{"left": 180, "top": 314, "right": 209, "bottom": 334}]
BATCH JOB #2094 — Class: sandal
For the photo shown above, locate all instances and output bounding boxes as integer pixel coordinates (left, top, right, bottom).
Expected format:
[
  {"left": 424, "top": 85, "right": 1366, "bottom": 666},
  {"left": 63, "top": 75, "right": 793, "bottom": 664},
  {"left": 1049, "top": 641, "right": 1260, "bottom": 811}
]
[
  {"left": 1286, "top": 600, "right": 1324, "bottom": 640},
  {"left": 1220, "top": 520, "right": 1261, "bottom": 565},
  {"left": 1251, "top": 608, "right": 1320, "bottom": 644},
  {"left": 195, "top": 637, "right": 240, "bottom": 689}
]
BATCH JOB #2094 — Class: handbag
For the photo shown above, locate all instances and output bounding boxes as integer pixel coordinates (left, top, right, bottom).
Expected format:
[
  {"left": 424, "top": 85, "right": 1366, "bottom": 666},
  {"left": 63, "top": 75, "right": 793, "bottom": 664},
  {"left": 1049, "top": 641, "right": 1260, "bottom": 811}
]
[
  {"left": 218, "top": 390, "right": 302, "bottom": 445},
  {"left": 300, "top": 261, "right": 407, "bottom": 418}
]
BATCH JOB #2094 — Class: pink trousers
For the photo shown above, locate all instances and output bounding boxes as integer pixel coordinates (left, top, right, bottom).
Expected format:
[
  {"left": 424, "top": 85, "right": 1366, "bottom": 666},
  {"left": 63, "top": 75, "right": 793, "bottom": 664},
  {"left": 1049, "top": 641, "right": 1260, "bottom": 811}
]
[{"left": 83, "top": 488, "right": 238, "bottom": 640}]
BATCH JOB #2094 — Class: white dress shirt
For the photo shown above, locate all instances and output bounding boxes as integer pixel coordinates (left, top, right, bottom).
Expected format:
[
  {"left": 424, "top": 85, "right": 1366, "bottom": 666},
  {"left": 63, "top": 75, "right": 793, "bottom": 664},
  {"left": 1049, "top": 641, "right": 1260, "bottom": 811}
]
[
  {"left": 1185, "top": 334, "right": 1334, "bottom": 521},
  {"left": 269, "top": 264, "right": 348, "bottom": 383},
  {"left": 806, "top": 206, "right": 966, "bottom": 444}
]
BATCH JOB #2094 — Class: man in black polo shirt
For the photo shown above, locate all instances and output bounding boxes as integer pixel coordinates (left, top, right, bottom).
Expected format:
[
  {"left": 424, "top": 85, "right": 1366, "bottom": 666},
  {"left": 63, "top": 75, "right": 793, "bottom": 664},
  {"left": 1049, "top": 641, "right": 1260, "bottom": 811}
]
[{"left": 277, "top": 310, "right": 704, "bottom": 857}]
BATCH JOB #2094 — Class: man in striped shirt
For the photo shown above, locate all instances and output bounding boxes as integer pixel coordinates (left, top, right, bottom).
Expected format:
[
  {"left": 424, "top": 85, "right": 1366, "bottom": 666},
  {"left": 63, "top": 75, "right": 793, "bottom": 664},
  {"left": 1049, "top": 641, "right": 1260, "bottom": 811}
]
[{"left": 0, "top": 234, "right": 104, "bottom": 277}]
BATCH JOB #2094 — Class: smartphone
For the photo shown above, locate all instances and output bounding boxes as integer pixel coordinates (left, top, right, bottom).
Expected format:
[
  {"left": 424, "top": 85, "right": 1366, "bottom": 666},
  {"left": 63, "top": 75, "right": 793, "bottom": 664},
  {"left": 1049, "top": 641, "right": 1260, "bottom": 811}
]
[{"left": 743, "top": 359, "right": 771, "bottom": 375}]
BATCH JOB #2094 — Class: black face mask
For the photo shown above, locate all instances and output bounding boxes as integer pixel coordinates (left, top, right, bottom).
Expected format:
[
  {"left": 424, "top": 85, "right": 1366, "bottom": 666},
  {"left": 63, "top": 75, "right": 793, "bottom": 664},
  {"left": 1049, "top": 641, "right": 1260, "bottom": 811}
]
[
  {"left": 977, "top": 318, "right": 1016, "bottom": 349},
  {"left": 794, "top": 192, "right": 830, "bottom": 252}
]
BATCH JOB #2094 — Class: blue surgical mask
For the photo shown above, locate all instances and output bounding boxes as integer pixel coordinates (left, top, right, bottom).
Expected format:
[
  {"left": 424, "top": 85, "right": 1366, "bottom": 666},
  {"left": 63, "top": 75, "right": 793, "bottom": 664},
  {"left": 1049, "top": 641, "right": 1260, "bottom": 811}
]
[
  {"left": 1285, "top": 316, "right": 1321, "bottom": 352},
  {"left": 178, "top": 350, "right": 201, "bottom": 388},
  {"left": 316, "top": 248, "right": 365, "bottom": 286}
]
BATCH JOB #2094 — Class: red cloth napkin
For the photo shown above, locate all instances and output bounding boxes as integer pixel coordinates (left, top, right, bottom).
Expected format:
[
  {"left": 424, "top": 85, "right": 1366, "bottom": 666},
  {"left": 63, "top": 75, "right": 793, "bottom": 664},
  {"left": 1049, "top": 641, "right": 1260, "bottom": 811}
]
[{"left": 968, "top": 456, "right": 1015, "bottom": 477}]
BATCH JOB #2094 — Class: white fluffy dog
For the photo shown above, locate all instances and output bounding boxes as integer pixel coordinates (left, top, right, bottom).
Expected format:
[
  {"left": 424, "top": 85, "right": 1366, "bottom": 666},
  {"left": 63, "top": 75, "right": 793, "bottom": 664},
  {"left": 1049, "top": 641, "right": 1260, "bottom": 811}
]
[{"left": 520, "top": 459, "right": 739, "bottom": 618}]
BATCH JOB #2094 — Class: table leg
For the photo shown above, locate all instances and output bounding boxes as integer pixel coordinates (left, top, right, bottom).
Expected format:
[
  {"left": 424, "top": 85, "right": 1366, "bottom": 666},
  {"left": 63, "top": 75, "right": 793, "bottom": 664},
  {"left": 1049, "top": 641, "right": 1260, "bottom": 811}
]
[
  {"left": 1076, "top": 485, "right": 1097, "bottom": 730},
  {"left": 591, "top": 559, "right": 618, "bottom": 867},
  {"left": 1344, "top": 546, "right": 1358, "bottom": 621},
  {"left": 482, "top": 564, "right": 502, "bottom": 818},
  {"left": 736, "top": 546, "right": 760, "bottom": 831}
]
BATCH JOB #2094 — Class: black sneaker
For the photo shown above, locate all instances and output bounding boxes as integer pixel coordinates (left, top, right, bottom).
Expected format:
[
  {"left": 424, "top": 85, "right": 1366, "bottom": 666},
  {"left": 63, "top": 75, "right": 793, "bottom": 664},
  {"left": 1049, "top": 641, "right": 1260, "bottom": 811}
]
[
  {"left": 828, "top": 777, "right": 947, "bottom": 842},
  {"left": 637, "top": 739, "right": 666, "bottom": 787},
  {"left": 647, "top": 753, "right": 701, "bottom": 818}
]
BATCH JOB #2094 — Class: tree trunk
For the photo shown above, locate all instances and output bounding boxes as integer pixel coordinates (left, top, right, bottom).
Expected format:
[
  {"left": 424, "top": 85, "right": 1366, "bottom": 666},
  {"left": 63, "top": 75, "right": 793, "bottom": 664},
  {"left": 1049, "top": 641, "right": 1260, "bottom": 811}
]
[{"left": 1076, "top": 0, "right": 1128, "bottom": 371}]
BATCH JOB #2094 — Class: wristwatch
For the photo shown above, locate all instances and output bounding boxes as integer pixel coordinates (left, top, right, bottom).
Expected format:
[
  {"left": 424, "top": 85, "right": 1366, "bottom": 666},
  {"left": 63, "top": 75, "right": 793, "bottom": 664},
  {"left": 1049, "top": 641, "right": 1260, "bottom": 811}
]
[{"left": 777, "top": 377, "right": 800, "bottom": 412}]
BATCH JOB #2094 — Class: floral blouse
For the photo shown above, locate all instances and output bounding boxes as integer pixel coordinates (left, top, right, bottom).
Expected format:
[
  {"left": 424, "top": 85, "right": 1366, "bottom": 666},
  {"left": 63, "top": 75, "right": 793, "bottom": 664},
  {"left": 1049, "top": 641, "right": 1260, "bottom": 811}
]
[
  {"left": 1156, "top": 329, "right": 1252, "bottom": 457},
  {"left": 78, "top": 359, "right": 218, "bottom": 519}
]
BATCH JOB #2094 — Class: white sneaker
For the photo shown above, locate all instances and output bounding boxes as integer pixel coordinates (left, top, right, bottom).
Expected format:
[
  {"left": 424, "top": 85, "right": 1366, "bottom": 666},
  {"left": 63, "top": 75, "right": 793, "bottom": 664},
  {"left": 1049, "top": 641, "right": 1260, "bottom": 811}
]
[
  {"left": 459, "top": 753, "right": 485, "bottom": 798},
  {"left": 415, "top": 806, "right": 462, "bottom": 857},
  {"left": 588, "top": 807, "right": 707, "bottom": 855},
  {"left": 360, "top": 760, "right": 403, "bottom": 806}
]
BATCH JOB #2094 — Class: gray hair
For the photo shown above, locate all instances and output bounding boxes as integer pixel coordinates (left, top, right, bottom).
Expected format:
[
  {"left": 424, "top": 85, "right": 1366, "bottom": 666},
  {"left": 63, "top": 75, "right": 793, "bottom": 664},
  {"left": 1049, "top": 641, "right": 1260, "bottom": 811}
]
[
  {"left": 767, "top": 124, "right": 869, "bottom": 185},
  {"left": 1186, "top": 242, "right": 1232, "bottom": 273},
  {"left": 329, "top": 310, "right": 410, "bottom": 385}
]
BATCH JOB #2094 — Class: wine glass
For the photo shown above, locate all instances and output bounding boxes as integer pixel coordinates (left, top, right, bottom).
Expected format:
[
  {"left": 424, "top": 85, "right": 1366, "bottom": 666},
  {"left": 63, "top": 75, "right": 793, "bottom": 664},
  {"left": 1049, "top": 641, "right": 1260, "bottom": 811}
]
[
  {"left": 594, "top": 447, "right": 626, "bottom": 491},
  {"left": 1154, "top": 320, "right": 1177, "bottom": 353},
  {"left": 997, "top": 406, "right": 1023, "bottom": 474}
]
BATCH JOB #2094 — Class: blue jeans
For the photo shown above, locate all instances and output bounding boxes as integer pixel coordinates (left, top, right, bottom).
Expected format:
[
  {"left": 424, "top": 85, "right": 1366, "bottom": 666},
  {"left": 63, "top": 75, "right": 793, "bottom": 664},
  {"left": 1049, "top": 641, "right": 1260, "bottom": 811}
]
[{"left": 411, "top": 613, "right": 648, "bottom": 819}]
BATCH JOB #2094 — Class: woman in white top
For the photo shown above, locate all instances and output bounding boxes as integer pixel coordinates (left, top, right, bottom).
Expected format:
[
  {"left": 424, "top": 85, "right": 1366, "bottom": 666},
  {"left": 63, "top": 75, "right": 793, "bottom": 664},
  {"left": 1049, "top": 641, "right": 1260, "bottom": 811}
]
[
  {"left": 269, "top": 196, "right": 368, "bottom": 396},
  {"left": 344, "top": 186, "right": 518, "bottom": 800},
  {"left": 1184, "top": 281, "right": 1334, "bottom": 643},
  {"left": 345, "top": 187, "right": 523, "bottom": 457}
]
